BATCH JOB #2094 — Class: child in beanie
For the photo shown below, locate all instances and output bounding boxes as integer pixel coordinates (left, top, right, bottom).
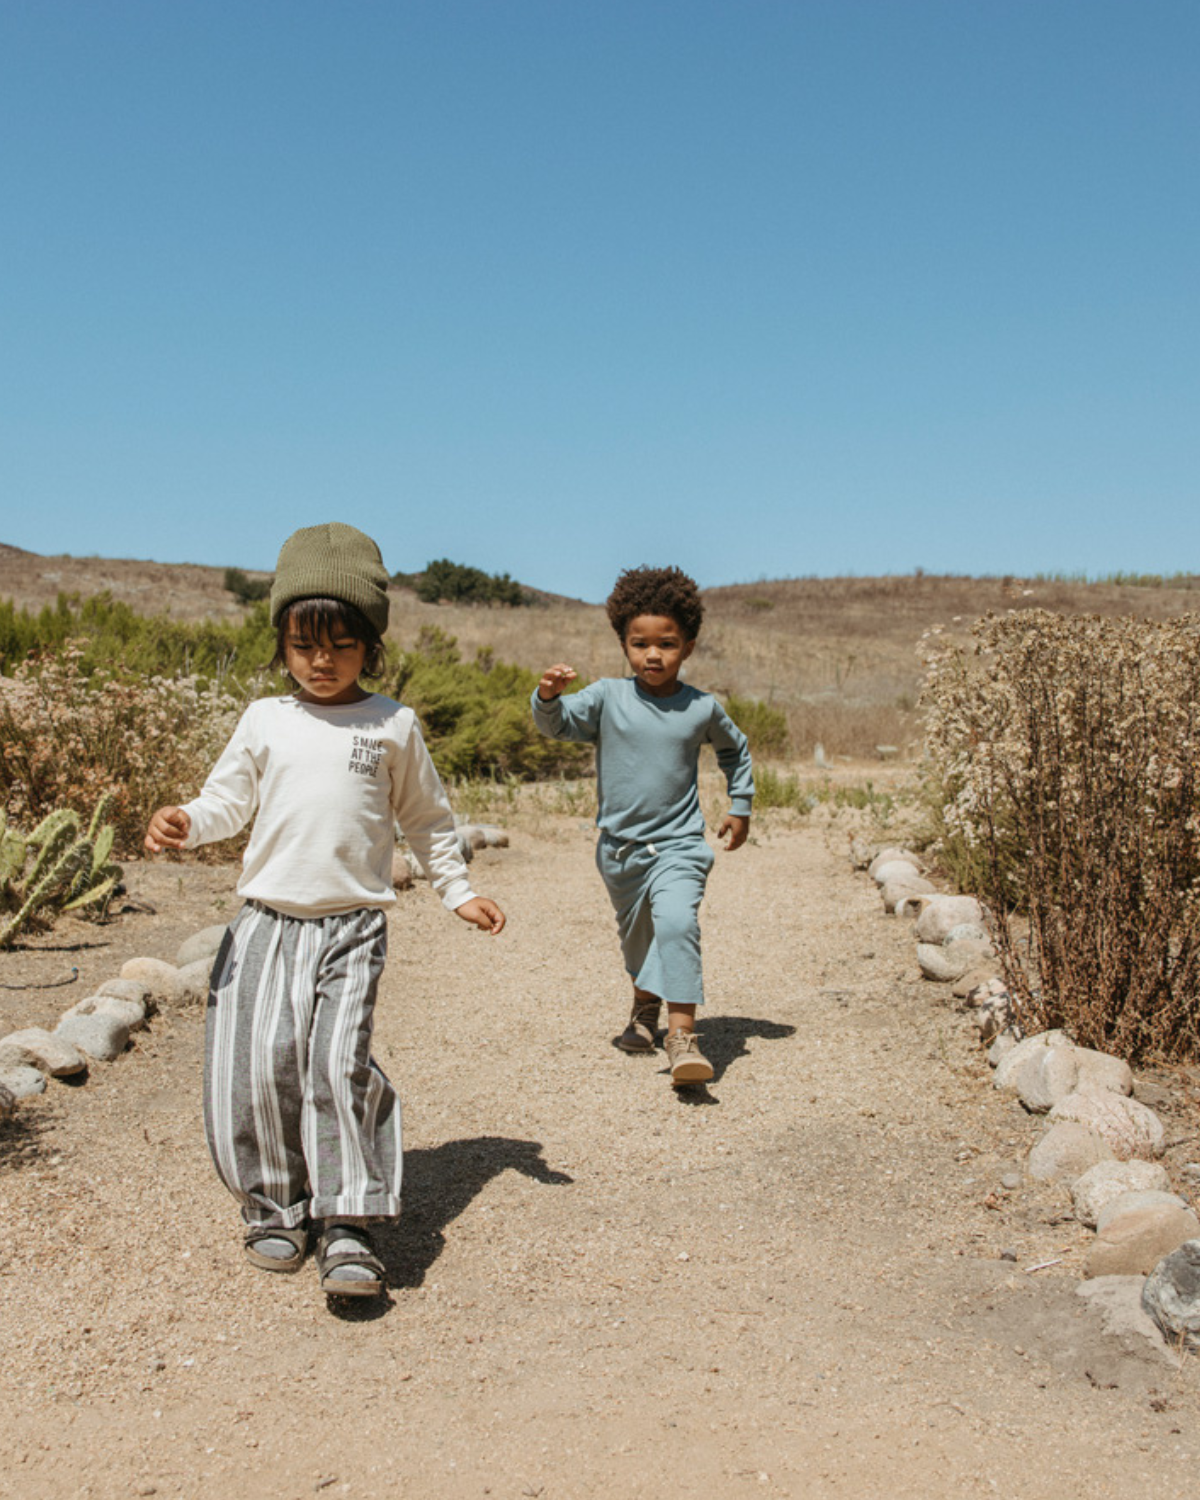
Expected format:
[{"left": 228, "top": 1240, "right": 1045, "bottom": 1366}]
[{"left": 146, "top": 522, "right": 505, "bottom": 1299}]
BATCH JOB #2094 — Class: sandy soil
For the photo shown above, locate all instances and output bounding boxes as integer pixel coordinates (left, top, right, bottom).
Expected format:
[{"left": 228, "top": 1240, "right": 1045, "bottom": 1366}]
[{"left": 1, "top": 818, "right": 1198, "bottom": 1500}]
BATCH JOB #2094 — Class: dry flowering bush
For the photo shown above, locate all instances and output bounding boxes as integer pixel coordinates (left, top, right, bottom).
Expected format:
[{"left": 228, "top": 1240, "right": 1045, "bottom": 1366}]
[
  {"left": 922, "top": 610, "right": 1200, "bottom": 1062},
  {"left": 0, "top": 644, "right": 247, "bottom": 856}
]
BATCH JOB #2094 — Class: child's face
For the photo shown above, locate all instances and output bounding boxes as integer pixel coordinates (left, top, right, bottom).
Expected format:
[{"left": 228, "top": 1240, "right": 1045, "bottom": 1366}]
[
  {"left": 621, "top": 613, "right": 695, "bottom": 697},
  {"left": 284, "top": 620, "right": 369, "bottom": 705}
]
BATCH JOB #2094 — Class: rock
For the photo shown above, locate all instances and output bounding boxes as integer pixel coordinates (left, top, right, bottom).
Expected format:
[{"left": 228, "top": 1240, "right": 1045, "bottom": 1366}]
[
  {"left": 455, "top": 830, "right": 475, "bottom": 863},
  {"left": 1132, "top": 1078, "right": 1174, "bottom": 1111},
  {"left": 1048, "top": 1091, "right": 1166, "bottom": 1161},
  {"left": 968, "top": 976, "right": 1011, "bottom": 1005},
  {"left": 944, "top": 922, "right": 991, "bottom": 947},
  {"left": 872, "top": 858, "right": 923, "bottom": 889},
  {"left": 917, "top": 936, "right": 994, "bottom": 982},
  {"left": 978, "top": 993, "right": 1017, "bottom": 1044},
  {"left": 458, "top": 824, "right": 489, "bottom": 852},
  {"left": 1000, "top": 1171, "right": 1023, "bottom": 1191},
  {"left": 1182, "top": 1164, "right": 1200, "bottom": 1186},
  {"left": 175, "top": 925, "right": 229, "bottom": 969},
  {"left": 54, "top": 1013, "right": 131, "bottom": 1063},
  {"left": 1073, "top": 1048, "right": 1133, "bottom": 1099},
  {"left": 474, "top": 824, "right": 509, "bottom": 848},
  {"left": 97, "top": 977, "right": 154, "bottom": 1009},
  {"left": 1076, "top": 1277, "right": 1178, "bottom": 1359},
  {"left": 62, "top": 994, "right": 149, "bottom": 1032},
  {"left": 120, "top": 957, "right": 180, "bottom": 999},
  {"left": 917, "top": 942, "right": 971, "bottom": 982},
  {"left": 867, "top": 847, "right": 923, "bottom": 881},
  {"left": 987, "top": 1027, "right": 1022, "bottom": 1066},
  {"left": 1027, "top": 1121, "right": 1116, "bottom": 1183},
  {"left": 1010, "top": 1044, "right": 1081, "bottom": 1113},
  {"left": 0, "top": 1064, "right": 47, "bottom": 1099},
  {"left": 0, "top": 1080, "right": 15, "bottom": 1117},
  {"left": 849, "top": 837, "right": 874, "bottom": 870},
  {"left": 170, "top": 959, "right": 214, "bottom": 1007},
  {"left": 1096, "top": 1190, "right": 1190, "bottom": 1233},
  {"left": 915, "top": 896, "right": 984, "bottom": 945},
  {"left": 391, "top": 850, "right": 415, "bottom": 890},
  {"left": 1142, "top": 1240, "right": 1200, "bottom": 1351},
  {"left": 993, "top": 1030, "right": 1074, "bottom": 1092},
  {"left": 881, "top": 874, "right": 936, "bottom": 913},
  {"left": 1084, "top": 1202, "right": 1200, "bottom": 1278},
  {"left": 953, "top": 968, "right": 1000, "bottom": 1000},
  {"left": 1072, "top": 1160, "right": 1173, "bottom": 1228},
  {"left": 0, "top": 1027, "right": 87, "bottom": 1077}
]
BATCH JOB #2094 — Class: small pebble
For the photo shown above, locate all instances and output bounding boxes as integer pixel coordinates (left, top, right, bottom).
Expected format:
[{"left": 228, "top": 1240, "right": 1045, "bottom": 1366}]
[{"left": 1000, "top": 1248, "right": 1018, "bottom": 1262}]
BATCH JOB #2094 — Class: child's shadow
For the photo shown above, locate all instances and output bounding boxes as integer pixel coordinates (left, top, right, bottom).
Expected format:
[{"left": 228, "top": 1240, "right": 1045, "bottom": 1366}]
[
  {"left": 379, "top": 1136, "right": 571, "bottom": 1290},
  {"left": 671, "top": 1015, "right": 797, "bottom": 1105}
]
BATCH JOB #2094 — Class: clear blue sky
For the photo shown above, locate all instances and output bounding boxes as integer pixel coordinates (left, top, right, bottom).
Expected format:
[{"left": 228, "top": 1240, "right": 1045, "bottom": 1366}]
[{"left": 2, "top": 1, "right": 1196, "bottom": 602}]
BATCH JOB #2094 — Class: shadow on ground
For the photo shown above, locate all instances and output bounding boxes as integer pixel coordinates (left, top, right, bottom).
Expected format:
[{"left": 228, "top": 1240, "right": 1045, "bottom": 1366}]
[
  {"left": 0, "top": 1107, "right": 57, "bottom": 1171},
  {"left": 669, "top": 1014, "right": 796, "bottom": 1106},
  {"left": 379, "top": 1135, "right": 572, "bottom": 1290}
]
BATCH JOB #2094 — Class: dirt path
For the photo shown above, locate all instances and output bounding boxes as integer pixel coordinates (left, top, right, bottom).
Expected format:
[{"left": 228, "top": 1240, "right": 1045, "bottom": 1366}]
[{"left": 2, "top": 820, "right": 1197, "bottom": 1500}]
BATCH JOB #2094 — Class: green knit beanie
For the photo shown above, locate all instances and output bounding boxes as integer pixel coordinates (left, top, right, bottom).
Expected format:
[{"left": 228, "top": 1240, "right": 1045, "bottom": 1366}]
[{"left": 270, "top": 522, "right": 391, "bottom": 633}]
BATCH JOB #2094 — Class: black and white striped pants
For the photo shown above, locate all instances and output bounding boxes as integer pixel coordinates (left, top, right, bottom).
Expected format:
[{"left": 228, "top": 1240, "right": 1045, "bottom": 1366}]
[{"left": 204, "top": 901, "right": 403, "bottom": 1230}]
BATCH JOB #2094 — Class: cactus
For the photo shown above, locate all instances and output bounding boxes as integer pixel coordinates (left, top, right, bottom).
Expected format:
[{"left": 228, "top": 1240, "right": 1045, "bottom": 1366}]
[{"left": 0, "top": 794, "right": 124, "bottom": 947}]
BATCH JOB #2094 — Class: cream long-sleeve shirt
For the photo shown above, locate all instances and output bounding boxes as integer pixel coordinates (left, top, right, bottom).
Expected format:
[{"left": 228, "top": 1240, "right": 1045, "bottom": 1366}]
[{"left": 181, "top": 694, "right": 476, "bottom": 919}]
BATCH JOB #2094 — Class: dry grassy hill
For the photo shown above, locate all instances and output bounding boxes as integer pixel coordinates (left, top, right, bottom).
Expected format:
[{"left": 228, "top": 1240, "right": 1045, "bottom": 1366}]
[{"left": 4, "top": 543, "right": 1198, "bottom": 757}]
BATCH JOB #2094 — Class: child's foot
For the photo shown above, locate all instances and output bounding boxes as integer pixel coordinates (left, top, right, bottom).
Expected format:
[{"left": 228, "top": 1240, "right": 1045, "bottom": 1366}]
[
  {"left": 244, "top": 1225, "right": 309, "bottom": 1273},
  {"left": 316, "top": 1224, "right": 386, "bottom": 1298},
  {"left": 664, "top": 1028, "right": 713, "bottom": 1085},
  {"left": 617, "top": 996, "right": 661, "bottom": 1053}
]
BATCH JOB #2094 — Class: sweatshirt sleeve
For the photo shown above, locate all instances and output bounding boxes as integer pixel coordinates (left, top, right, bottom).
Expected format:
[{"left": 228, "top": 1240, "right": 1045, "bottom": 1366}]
[
  {"left": 709, "top": 702, "right": 755, "bottom": 816},
  {"left": 180, "top": 710, "right": 260, "bottom": 849},
  {"left": 391, "top": 717, "right": 476, "bottom": 913},
  {"left": 530, "top": 680, "right": 606, "bottom": 742}
]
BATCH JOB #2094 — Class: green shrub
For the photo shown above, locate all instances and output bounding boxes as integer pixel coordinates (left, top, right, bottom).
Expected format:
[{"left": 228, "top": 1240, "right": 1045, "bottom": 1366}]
[
  {"left": 392, "top": 627, "right": 589, "bottom": 781},
  {"left": 413, "top": 559, "right": 529, "bottom": 607},
  {"left": 922, "top": 610, "right": 1200, "bottom": 1061},
  {"left": 724, "top": 694, "right": 790, "bottom": 756},
  {"left": 223, "top": 567, "right": 272, "bottom": 604},
  {"left": 0, "top": 591, "right": 276, "bottom": 684}
]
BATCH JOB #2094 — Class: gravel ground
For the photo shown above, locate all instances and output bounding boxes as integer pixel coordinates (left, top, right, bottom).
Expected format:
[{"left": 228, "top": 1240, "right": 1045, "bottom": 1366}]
[{"left": 1, "top": 818, "right": 1198, "bottom": 1500}]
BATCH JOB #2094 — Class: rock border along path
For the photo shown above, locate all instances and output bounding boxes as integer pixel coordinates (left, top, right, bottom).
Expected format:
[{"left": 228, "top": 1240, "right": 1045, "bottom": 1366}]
[
  {"left": 2, "top": 817, "right": 1198, "bottom": 1500},
  {"left": 858, "top": 841, "right": 1200, "bottom": 1354}
]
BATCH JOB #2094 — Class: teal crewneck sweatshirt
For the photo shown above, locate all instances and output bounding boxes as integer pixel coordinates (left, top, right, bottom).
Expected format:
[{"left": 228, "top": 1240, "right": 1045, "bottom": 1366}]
[{"left": 531, "top": 676, "right": 754, "bottom": 843}]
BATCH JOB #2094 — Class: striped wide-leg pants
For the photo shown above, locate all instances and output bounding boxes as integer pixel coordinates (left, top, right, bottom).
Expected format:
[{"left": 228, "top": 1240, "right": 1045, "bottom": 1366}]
[{"left": 203, "top": 901, "right": 403, "bottom": 1230}]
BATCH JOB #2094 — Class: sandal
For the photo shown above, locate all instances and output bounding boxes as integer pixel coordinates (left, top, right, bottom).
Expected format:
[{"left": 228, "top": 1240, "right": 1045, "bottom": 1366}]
[
  {"left": 244, "top": 1223, "right": 309, "bottom": 1274},
  {"left": 316, "top": 1223, "right": 386, "bottom": 1298}
]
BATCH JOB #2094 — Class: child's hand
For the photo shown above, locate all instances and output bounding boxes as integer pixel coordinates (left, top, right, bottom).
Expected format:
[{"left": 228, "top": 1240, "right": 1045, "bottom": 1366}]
[
  {"left": 145, "top": 806, "right": 191, "bottom": 853},
  {"left": 454, "top": 896, "right": 506, "bottom": 935},
  {"left": 717, "top": 814, "right": 749, "bottom": 851},
  {"left": 537, "top": 664, "right": 577, "bottom": 700}
]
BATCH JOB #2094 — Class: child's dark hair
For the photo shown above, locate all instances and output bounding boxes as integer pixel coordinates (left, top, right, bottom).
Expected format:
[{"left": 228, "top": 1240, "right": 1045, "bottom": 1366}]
[
  {"left": 605, "top": 566, "right": 705, "bottom": 642},
  {"left": 272, "top": 598, "right": 386, "bottom": 680}
]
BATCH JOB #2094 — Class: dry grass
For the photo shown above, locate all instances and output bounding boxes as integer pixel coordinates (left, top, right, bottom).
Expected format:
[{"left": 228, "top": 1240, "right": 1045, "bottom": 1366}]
[{"left": 5, "top": 543, "right": 1200, "bottom": 762}]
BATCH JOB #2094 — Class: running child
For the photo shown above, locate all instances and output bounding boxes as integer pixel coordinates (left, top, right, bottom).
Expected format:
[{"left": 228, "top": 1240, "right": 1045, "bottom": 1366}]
[
  {"left": 532, "top": 565, "right": 753, "bottom": 1085},
  {"left": 145, "top": 522, "right": 504, "bottom": 1298}
]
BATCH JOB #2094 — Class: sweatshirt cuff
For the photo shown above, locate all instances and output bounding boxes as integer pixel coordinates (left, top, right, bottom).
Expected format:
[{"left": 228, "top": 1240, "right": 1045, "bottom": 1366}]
[
  {"left": 729, "top": 798, "right": 753, "bottom": 817},
  {"left": 442, "top": 878, "right": 477, "bottom": 913}
]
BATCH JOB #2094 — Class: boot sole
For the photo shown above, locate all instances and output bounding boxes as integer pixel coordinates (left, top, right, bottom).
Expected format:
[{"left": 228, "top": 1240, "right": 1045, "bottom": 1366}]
[
  {"left": 670, "top": 1059, "right": 714, "bottom": 1085},
  {"left": 616, "top": 1035, "right": 656, "bottom": 1054}
]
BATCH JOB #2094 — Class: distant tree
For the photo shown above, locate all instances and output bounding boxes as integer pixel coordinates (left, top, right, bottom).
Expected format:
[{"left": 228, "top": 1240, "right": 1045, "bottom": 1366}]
[
  {"left": 414, "top": 559, "right": 529, "bottom": 607},
  {"left": 224, "top": 567, "right": 272, "bottom": 604}
]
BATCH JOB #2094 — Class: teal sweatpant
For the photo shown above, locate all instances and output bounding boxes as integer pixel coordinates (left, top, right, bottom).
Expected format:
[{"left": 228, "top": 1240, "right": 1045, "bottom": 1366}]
[{"left": 595, "top": 833, "right": 715, "bottom": 1006}]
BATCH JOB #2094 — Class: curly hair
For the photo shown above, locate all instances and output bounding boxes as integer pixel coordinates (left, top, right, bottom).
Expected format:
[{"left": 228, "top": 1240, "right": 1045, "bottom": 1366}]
[{"left": 605, "top": 566, "right": 705, "bottom": 642}]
